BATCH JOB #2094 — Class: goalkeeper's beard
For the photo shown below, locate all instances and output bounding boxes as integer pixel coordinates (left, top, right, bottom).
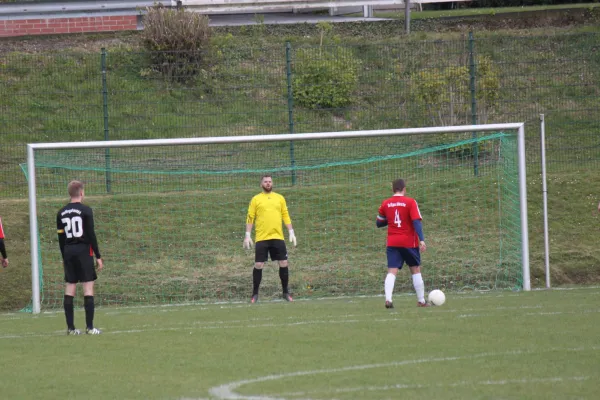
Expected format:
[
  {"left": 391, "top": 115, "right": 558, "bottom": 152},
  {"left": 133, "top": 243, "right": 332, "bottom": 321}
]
[{"left": 262, "top": 185, "right": 272, "bottom": 193}]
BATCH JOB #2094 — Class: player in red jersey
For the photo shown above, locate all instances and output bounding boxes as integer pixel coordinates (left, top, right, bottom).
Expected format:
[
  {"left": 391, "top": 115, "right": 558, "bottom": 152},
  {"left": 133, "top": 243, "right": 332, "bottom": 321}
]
[
  {"left": 377, "top": 179, "right": 428, "bottom": 309},
  {"left": 0, "top": 217, "right": 8, "bottom": 268}
]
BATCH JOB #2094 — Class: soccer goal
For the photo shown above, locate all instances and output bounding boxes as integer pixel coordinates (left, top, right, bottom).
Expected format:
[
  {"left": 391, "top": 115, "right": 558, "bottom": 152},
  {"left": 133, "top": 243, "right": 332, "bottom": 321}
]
[{"left": 25, "top": 124, "right": 529, "bottom": 313}]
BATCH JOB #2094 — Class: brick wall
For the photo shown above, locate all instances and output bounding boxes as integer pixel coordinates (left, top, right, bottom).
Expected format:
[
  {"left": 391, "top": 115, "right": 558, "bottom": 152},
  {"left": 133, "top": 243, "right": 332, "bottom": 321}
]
[{"left": 0, "top": 15, "right": 139, "bottom": 37}]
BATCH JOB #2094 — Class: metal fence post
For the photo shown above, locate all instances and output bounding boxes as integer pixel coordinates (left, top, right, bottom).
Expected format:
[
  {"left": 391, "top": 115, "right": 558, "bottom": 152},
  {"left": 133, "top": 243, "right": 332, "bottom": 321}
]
[
  {"left": 101, "top": 48, "right": 112, "bottom": 193},
  {"left": 540, "top": 114, "right": 551, "bottom": 289},
  {"left": 468, "top": 31, "right": 478, "bottom": 176},
  {"left": 286, "top": 41, "right": 297, "bottom": 185},
  {"left": 405, "top": 0, "right": 411, "bottom": 35}
]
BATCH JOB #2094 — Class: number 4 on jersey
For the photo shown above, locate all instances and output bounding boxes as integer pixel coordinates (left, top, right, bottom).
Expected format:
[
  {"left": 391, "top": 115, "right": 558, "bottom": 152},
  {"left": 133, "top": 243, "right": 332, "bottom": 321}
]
[{"left": 394, "top": 209, "right": 402, "bottom": 228}]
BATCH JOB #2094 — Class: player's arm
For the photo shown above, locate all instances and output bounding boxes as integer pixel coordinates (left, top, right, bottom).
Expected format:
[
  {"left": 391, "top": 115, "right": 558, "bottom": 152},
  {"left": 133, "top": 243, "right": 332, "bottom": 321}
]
[
  {"left": 0, "top": 238, "right": 6, "bottom": 259},
  {"left": 411, "top": 200, "right": 426, "bottom": 251},
  {"left": 413, "top": 219, "right": 424, "bottom": 242},
  {"left": 281, "top": 197, "right": 296, "bottom": 246},
  {"left": 0, "top": 217, "right": 7, "bottom": 266},
  {"left": 376, "top": 213, "right": 388, "bottom": 228},
  {"left": 0, "top": 240, "right": 6, "bottom": 268},
  {"left": 244, "top": 199, "right": 256, "bottom": 249},
  {"left": 84, "top": 209, "right": 102, "bottom": 259},
  {"left": 376, "top": 203, "right": 388, "bottom": 228},
  {"left": 56, "top": 212, "right": 66, "bottom": 259},
  {"left": 413, "top": 219, "right": 426, "bottom": 252},
  {"left": 244, "top": 223, "right": 254, "bottom": 248},
  {"left": 285, "top": 222, "right": 297, "bottom": 247},
  {"left": 280, "top": 197, "right": 292, "bottom": 226}
]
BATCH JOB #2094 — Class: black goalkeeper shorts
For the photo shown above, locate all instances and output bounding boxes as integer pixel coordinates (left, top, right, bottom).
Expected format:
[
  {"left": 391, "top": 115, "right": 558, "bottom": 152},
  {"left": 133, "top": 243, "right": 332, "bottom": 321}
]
[{"left": 255, "top": 239, "right": 288, "bottom": 262}]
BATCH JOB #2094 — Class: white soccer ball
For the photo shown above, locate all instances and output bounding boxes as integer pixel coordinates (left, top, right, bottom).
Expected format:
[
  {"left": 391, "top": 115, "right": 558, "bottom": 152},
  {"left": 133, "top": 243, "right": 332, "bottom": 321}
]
[{"left": 428, "top": 289, "right": 446, "bottom": 306}]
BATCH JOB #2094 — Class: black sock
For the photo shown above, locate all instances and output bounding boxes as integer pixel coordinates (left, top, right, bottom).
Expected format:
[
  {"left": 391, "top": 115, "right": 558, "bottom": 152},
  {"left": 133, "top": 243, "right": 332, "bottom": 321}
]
[
  {"left": 252, "top": 268, "right": 262, "bottom": 296},
  {"left": 279, "top": 267, "right": 289, "bottom": 294},
  {"left": 64, "top": 295, "right": 75, "bottom": 330},
  {"left": 84, "top": 296, "right": 95, "bottom": 330}
]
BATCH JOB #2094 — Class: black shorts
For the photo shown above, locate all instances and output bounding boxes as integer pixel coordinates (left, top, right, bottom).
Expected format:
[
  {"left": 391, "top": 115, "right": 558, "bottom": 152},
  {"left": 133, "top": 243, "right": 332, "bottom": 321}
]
[
  {"left": 63, "top": 244, "right": 97, "bottom": 283},
  {"left": 255, "top": 239, "right": 288, "bottom": 263}
]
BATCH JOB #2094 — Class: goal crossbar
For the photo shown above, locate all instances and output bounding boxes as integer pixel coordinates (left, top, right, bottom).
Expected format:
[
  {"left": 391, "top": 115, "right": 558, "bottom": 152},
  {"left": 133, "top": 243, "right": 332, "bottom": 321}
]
[
  {"left": 28, "top": 124, "right": 525, "bottom": 151},
  {"left": 27, "top": 123, "right": 529, "bottom": 313}
]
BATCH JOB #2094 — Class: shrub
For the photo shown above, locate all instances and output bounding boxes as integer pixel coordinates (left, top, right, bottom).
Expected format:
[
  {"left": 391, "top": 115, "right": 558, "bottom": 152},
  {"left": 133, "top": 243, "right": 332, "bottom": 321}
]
[
  {"left": 409, "top": 56, "right": 501, "bottom": 158},
  {"left": 292, "top": 47, "right": 360, "bottom": 110},
  {"left": 410, "top": 55, "right": 500, "bottom": 126},
  {"left": 140, "top": 5, "right": 211, "bottom": 82}
]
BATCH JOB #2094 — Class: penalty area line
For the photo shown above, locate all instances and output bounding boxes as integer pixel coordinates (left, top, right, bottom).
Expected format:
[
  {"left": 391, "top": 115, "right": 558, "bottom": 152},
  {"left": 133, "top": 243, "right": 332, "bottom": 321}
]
[
  {"left": 277, "top": 376, "right": 591, "bottom": 397},
  {"left": 205, "top": 347, "right": 600, "bottom": 400},
  {"left": 2, "top": 307, "right": 600, "bottom": 340}
]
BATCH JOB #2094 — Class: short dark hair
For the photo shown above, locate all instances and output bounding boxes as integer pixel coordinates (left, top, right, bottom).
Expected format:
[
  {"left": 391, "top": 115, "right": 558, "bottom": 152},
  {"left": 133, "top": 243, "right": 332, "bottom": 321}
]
[
  {"left": 67, "top": 180, "right": 84, "bottom": 197},
  {"left": 261, "top": 175, "right": 272, "bottom": 181},
  {"left": 392, "top": 179, "right": 406, "bottom": 193}
]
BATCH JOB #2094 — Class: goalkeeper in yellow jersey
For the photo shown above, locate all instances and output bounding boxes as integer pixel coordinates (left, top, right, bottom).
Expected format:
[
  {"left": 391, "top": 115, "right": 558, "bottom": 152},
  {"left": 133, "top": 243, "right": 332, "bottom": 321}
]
[{"left": 244, "top": 175, "right": 297, "bottom": 303}]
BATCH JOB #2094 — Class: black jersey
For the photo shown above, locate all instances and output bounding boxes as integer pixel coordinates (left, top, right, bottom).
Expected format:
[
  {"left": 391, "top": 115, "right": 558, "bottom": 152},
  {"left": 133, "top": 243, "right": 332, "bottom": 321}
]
[{"left": 57, "top": 202, "right": 101, "bottom": 259}]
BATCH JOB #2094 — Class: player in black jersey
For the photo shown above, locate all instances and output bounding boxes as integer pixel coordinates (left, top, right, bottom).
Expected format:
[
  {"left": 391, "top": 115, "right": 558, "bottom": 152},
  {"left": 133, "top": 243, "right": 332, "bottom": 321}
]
[{"left": 57, "top": 181, "right": 104, "bottom": 335}]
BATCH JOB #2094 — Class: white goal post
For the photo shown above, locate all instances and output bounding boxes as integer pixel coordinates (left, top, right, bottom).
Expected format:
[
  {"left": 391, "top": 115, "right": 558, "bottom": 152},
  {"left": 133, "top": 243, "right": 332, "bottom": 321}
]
[{"left": 27, "top": 123, "right": 530, "bottom": 313}]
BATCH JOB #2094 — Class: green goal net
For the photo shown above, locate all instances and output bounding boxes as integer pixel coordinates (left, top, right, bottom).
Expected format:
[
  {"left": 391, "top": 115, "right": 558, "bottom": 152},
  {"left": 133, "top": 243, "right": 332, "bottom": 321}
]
[{"left": 24, "top": 127, "right": 525, "bottom": 311}]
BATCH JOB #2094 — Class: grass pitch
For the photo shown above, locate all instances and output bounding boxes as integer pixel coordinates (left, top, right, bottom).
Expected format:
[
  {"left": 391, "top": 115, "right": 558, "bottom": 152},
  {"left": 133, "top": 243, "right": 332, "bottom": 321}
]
[{"left": 0, "top": 287, "right": 599, "bottom": 400}]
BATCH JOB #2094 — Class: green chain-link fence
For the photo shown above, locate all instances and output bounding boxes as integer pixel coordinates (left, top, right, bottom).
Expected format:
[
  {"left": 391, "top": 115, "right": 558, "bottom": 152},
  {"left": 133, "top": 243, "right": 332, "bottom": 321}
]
[
  {"left": 1, "top": 32, "right": 599, "bottom": 301},
  {"left": 2, "top": 33, "right": 598, "bottom": 186}
]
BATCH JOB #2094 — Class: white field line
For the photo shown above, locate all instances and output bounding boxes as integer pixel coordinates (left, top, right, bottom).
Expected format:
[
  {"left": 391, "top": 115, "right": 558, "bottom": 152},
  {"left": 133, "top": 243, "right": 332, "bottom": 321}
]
[
  {"left": 2, "top": 295, "right": 391, "bottom": 318},
  {"left": 205, "top": 347, "right": 600, "bottom": 400},
  {"left": 458, "top": 309, "right": 600, "bottom": 318},
  {"left": 0, "top": 304, "right": 544, "bottom": 328},
  {"left": 4, "top": 286, "right": 600, "bottom": 319},
  {"left": 526, "top": 309, "right": 600, "bottom": 316},
  {"left": 533, "top": 286, "right": 600, "bottom": 291},
  {"left": 0, "top": 318, "right": 364, "bottom": 339},
  {"left": 0, "top": 302, "right": 553, "bottom": 322},
  {"left": 0, "top": 305, "right": 560, "bottom": 328},
  {"left": 277, "top": 376, "right": 591, "bottom": 397},
  {"left": 2, "top": 308, "right": 600, "bottom": 340},
  {"left": 98, "top": 303, "right": 546, "bottom": 317}
]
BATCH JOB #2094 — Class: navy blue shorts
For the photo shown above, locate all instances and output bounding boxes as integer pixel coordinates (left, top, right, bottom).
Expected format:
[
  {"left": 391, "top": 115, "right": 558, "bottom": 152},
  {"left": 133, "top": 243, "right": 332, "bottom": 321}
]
[{"left": 386, "top": 246, "right": 421, "bottom": 269}]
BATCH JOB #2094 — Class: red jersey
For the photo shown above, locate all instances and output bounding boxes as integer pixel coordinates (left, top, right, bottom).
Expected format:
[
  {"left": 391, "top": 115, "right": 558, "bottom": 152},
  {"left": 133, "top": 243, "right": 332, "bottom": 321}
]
[
  {"left": 378, "top": 195, "right": 422, "bottom": 248},
  {"left": 0, "top": 217, "right": 4, "bottom": 239}
]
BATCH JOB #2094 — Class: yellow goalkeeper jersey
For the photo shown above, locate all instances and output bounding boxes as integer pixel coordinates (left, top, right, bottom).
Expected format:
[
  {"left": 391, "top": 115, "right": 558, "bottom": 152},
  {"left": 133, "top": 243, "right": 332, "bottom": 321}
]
[{"left": 246, "top": 191, "right": 292, "bottom": 242}]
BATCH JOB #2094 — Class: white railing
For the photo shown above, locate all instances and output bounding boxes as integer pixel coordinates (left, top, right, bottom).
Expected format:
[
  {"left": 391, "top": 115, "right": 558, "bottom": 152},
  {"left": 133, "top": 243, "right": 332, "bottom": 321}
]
[
  {"left": 0, "top": 0, "right": 400, "bottom": 18},
  {"left": 0, "top": 0, "right": 472, "bottom": 19},
  {"left": 178, "top": 0, "right": 401, "bottom": 13},
  {"left": 0, "top": 1, "right": 152, "bottom": 16}
]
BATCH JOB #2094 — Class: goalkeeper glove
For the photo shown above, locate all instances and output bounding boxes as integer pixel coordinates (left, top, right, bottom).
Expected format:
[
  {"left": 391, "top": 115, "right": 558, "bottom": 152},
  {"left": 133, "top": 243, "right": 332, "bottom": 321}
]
[
  {"left": 288, "top": 229, "right": 297, "bottom": 247},
  {"left": 243, "top": 232, "right": 253, "bottom": 250}
]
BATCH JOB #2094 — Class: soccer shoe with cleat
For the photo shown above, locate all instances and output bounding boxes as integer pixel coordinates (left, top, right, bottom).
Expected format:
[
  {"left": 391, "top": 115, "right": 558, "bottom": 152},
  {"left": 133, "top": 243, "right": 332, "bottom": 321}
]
[
  {"left": 86, "top": 328, "right": 102, "bottom": 335},
  {"left": 417, "top": 301, "right": 431, "bottom": 307},
  {"left": 282, "top": 292, "right": 293, "bottom": 302},
  {"left": 250, "top": 294, "right": 259, "bottom": 304},
  {"left": 385, "top": 300, "right": 394, "bottom": 309},
  {"left": 67, "top": 328, "right": 81, "bottom": 335}
]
